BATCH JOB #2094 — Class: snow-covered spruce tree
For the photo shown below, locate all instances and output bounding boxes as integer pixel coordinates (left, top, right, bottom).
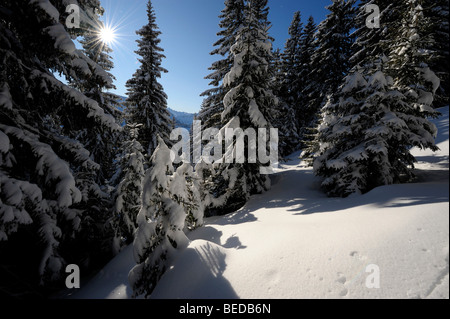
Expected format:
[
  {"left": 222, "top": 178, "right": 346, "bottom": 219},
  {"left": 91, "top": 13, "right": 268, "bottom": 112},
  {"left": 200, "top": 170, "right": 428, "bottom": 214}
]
[
  {"left": 272, "top": 81, "right": 299, "bottom": 158},
  {"left": 312, "top": 57, "right": 439, "bottom": 197},
  {"left": 198, "top": 0, "right": 245, "bottom": 131},
  {"left": 350, "top": 0, "right": 402, "bottom": 71},
  {"left": 271, "top": 99, "right": 298, "bottom": 158},
  {"left": 125, "top": 0, "right": 173, "bottom": 157},
  {"left": 129, "top": 137, "right": 189, "bottom": 298},
  {"left": 295, "top": 16, "right": 317, "bottom": 138},
  {"left": 74, "top": 17, "right": 122, "bottom": 184},
  {"left": 0, "top": 0, "right": 119, "bottom": 293},
  {"left": 59, "top": 3, "right": 122, "bottom": 282},
  {"left": 304, "top": 0, "right": 356, "bottom": 139},
  {"left": 388, "top": 0, "right": 441, "bottom": 115},
  {"left": 423, "top": 0, "right": 449, "bottom": 107},
  {"left": 171, "top": 163, "right": 204, "bottom": 231},
  {"left": 194, "top": 158, "right": 215, "bottom": 210},
  {"left": 274, "top": 11, "right": 302, "bottom": 157},
  {"left": 67, "top": 12, "right": 123, "bottom": 261},
  {"left": 279, "top": 11, "right": 302, "bottom": 107},
  {"left": 210, "top": 0, "right": 277, "bottom": 214},
  {"left": 77, "top": 20, "right": 121, "bottom": 120},
  {"left": 112, "top": 124, "right": 145, "bottom": 252}
]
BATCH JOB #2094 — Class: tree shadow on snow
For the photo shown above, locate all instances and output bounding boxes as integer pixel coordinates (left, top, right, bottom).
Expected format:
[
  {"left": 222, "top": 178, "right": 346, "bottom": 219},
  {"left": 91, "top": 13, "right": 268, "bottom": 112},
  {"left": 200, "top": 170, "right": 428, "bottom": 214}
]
[
  {"left": 233, "top": 165, "right": 449, "bottom": 216},
  {"left": 223, "top": 234, "right": 247, "bottom": 250},
  {"left": 289, "top": 177, "right": 450, "bottom": 216},
  {"left": 208, "top": 208, "right": 258, "bottom": 226},
  {"left": 414, "top": 155, "right": 449, "bottom": 169},
  {"left": 188, "top": 226, "right": 224, "bottom": 246},
  {"left": 188, "top": 227, "right": 247, "bottom": 250},
  {"left": 152, "top": 241, "right": 239, "bottom": 299},
  {"left": 414, "top": 167, "right": 449, "bottom": 185}
]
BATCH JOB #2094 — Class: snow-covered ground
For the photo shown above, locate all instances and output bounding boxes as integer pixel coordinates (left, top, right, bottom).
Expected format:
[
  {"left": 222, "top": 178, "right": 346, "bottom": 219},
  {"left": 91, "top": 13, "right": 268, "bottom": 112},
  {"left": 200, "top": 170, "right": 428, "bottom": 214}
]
[{"left": 69, "top": 106, "right": 449, "bottom": 299}]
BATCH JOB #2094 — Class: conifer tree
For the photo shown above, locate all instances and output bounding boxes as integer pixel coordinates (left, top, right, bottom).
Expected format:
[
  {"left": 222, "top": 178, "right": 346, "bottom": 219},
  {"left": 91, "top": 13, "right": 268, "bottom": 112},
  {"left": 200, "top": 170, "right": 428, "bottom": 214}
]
[
  {"left": 0, "top": 0, "right": 119, "bottom": 293},
  {"left": 112, "top": 124, "right": 145, "bottom": 252},
  {"left": 388, "top": 0, "right": 441, "bottom": 115},
  {"left": 274, "top": 12, "right": 302, "bottom": 156},
  {"left": 126, "top": 0, "right": 173, "bottom": 156},
  {"left": 78, "top": 20, "right": 121, "bottom": 120},
  {"left": 423, "top": 0, "right": 449, "bottom": 107},
  {"left": 304, "top": 0, "right": 356, "bottom": 136},
  {"left": 310, "top": 0, "right": 442, "bottom": 198},
  {"left": 75, "top": 19, "right": 122, "bottom": 183},
  {"left": 312, "top": 57, "right": 439, "bottom": 197},
  {"left": 129, "top": 137, "right": 189, "bottom": 298},
  {"left": 272, "top": 96, "right": 299, "bottom": 158},
  {"left": 194, "top": 158, "right": 215, "bottom": 212},
  {"left": 280, "top": 11, "right": 302, "bottom": 105},
  {"left": 350, "top": 0, "right": 402, "bottom": 70},
  {"left": 170, "top": 163, "right": 204, "bottom": 231},
  {"left": 211, "top": 0, "right": 277, "bottom": 214},
  {"left": 296, "top": 15, "right": 317, "bottom": 142},
  {"left": 198, "top": 0, "right": 246, "bottom": 131}
]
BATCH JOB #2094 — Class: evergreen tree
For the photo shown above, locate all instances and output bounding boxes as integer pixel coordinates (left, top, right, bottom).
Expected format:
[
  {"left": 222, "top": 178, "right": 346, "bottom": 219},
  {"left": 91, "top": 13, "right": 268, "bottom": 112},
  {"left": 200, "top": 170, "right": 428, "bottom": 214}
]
[
  {"left": 198, "top": 0, "right": 245, "bottom": 131},
  {"left": 423, "top": 0, "right": 449, "bottom": 107},
  {"left": 126, "top": 0, "right": 173, "bottom": 156},
  {"left": 310, "top": 0, "right": 442, "bottom": 197},
  {"left": 0, "top": 0, "right": 119, "bottom": 294},
  {"left": 388, "top": 0, "right": 441, "bottom": 114},
  {"left": 75, "top": 18, "right": 122, "bottom": 183},
  {"left": 210, "top": 0, "right": 277, "bottom": 214},
  {"left": 296, "top": 15, "right": 317, "bottom": 143},
  {"left": 274, "top": 12, "right": 302, "bottom": 157},
  {"left": 112, "top": 124, "right": 145, "bottom": 252},
  {"left": 78, "top": 20, "right": 121, "bottom": 120},
  {"left": 194, "top": 158, "right": 215, "bottom": 211},
  {"left": 170, "top": 163, "right": 204, "bottom": 231},
  {"left": 129, "top": 137, "right": 189, "bottom": 298},
  {"left": 279, "top": 11, "right": 302, "bottom": 108},
  {"left": 304, "top": 0, "right": 356, "bottom": 139},
  {"left": 272, "top": 88, "right": 299, "bottom": 157},
  {"left": 312, "top": 57, "right": 439, "bottom": 197},
  {"left": 351, "top": 1, "right": 440, "bottom": 106},
  {"left": 350, "top": 0, "right": 402, "bottom": 70}
]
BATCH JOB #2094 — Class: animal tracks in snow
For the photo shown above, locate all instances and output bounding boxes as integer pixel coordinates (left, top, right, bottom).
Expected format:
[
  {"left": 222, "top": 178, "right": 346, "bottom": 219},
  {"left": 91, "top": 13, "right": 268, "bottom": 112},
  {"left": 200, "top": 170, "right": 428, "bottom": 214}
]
[{"left": 329, "top": 251, "right": 375, "bottom": 298}]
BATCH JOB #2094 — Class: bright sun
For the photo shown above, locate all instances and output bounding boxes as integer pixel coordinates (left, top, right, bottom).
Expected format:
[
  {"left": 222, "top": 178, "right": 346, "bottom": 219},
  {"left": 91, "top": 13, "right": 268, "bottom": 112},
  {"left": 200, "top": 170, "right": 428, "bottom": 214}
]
[{"left": 99, "top": 26, "right": 116, "bottom": 45}]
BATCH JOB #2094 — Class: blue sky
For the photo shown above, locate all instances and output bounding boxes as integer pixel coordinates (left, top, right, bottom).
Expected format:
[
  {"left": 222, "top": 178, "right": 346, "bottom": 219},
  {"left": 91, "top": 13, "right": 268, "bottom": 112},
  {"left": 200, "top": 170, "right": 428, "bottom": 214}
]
[{"left": 100, "top": 0, "right": 331, "bottom": 113}]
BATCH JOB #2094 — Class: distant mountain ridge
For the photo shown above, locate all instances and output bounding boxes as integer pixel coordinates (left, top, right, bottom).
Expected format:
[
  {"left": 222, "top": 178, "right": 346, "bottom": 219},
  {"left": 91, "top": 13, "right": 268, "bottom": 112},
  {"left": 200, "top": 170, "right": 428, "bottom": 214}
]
[
  {"left": 117, "top": 96, "right": 196, "bottom": 130},
  {"left": 168, "top": 108, "right": 196, "bottom": 130}
]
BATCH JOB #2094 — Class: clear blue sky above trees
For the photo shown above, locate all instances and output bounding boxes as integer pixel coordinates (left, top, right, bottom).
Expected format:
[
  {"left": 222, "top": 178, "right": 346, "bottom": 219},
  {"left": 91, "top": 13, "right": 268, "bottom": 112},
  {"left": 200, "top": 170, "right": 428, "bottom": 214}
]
[{"left": 101, "top": 0, "right": 330, "bottom": 113}]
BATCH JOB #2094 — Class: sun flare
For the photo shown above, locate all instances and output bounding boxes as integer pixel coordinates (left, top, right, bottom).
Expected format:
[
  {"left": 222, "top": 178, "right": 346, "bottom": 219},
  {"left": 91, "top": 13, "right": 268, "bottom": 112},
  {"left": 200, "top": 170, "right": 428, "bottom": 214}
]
[{"left": 99, "top": 26, "right": 116, "bottom": 45}]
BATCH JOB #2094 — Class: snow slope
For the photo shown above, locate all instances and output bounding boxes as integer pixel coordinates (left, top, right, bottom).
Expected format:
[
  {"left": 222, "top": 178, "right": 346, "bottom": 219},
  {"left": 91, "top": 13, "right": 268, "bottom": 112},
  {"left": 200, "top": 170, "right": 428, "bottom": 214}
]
[{"left": 70, "top": 107, "right": 449, "bottom": 299}]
